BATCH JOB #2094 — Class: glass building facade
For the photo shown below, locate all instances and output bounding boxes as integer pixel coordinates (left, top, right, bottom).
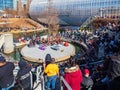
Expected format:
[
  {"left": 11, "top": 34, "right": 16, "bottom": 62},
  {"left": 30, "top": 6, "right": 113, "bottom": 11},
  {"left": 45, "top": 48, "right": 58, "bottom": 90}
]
[
  {"left": 30, "top": 0, "right": 120, "bottom": 25},
  {"left": 0, "top": 0, "right": 14, "bottom": 10}
]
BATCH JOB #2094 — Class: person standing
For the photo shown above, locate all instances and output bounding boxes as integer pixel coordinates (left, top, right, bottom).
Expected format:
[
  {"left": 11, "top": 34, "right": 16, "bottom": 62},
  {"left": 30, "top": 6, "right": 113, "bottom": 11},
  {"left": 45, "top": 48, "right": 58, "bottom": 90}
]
[
  {"left": 16, "top": 60, "right": 32, "bottom": 90},
  {"left": 44, "top": 58, "right": 59, "bottom": 90},
  {"left": 81, "top": 69, "right": 93, "bottom": 90},
  {"left": 64, "top": 57, "right": 82, "bottom": 90},
  {"left": 107, "top": 55, "right": 120, "bottom": 90},
  {"left": 0, "top": 54, "right": 15, "bottom": 90},
  {"left": 45, "top": 54, "right": 52, "bottom": 66}
]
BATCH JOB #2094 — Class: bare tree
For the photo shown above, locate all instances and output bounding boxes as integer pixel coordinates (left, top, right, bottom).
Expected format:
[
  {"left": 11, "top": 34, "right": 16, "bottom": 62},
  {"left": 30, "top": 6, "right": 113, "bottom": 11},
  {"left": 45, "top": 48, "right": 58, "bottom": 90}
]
[
  {"left": 17, "top": 0, "right": 32, "bottom": 29},
  {"left": 26, "top": 0, "right": 32, "bottom": 14},
  {"left": 39, "top": 0, "right": 59, "bottom": 35},
  {"left": 17, "top": 0, "right": 24, "bottom": 17}
]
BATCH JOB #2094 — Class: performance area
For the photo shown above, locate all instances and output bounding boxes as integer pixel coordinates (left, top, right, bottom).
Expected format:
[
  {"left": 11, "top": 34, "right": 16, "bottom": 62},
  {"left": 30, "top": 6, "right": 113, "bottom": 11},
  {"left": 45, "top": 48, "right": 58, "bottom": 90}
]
[{"left": 21, "top": 42, "right": 75, "bottom": 63}]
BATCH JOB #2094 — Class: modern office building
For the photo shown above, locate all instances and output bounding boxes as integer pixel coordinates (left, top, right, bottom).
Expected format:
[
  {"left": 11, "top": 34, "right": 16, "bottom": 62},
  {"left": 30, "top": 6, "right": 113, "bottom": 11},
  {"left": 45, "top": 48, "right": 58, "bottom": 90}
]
[
  {"left": 29, "top": 0, "right": 120, "bottom": 26},
  {"left": 0, "top": 0, "right": 28, "bottom": 10},
  {"left": 0, "top": 0, "right": 14, "bottom": 10}
]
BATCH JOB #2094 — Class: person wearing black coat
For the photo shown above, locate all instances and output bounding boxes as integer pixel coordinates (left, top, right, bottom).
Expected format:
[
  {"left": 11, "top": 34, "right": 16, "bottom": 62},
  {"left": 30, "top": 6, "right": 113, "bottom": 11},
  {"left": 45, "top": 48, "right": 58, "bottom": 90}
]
[
  {"left": 0, "top": 54, "right": 15, "bottom": 90},
  {"left": 16, "top": 60, "right": 32, "bottom": 90},
  {"left": 107, "top": 55, "right": 120, "bottom": 90}
]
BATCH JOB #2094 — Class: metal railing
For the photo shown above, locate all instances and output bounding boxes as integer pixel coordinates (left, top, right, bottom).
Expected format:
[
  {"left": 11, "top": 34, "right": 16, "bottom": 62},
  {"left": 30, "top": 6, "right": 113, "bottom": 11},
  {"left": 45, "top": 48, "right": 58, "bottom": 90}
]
[
  {"left": 60, "top": 76, "right": 72, "bottom": 90},
  {"left": 33, "top": 65, "right": 73, "bottom": 90},
  {"left": 33, "top": 65, "right": 44, "bottom": 90},
  {"left": 30, "top": 71, "right": 33, "bottom": 89}
]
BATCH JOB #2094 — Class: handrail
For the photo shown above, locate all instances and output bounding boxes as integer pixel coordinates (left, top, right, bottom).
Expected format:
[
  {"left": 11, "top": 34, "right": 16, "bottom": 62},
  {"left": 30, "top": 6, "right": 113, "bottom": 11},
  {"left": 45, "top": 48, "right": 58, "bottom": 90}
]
[
  {"left": 30, "top": 71, "right": 33, "bottom": 89},
  {"left": 0, "top": 34, "right": 4, "bottom": 49},
  {"left": 40, "top": 72, "right": 45, "bottom": 90},
  {"left": 62, "top": 38, "right": 88, "bottom": 51},
  {"left": 60, "top": 76, "right": 72, "bottom": 90},
  {"left": 34, "top": 66, "right": 73, "bottom": 90},
  {"left": 33, "top": 66, "right": 45, "bottom": 90},
  {"left": 33, "top": 71, "right": 44, "bottom": 90}
]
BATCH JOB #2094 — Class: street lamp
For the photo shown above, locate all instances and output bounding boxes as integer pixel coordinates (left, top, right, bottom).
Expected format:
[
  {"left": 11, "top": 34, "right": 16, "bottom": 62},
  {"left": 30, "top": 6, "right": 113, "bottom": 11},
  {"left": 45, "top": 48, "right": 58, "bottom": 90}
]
[{"left": 99, "top": 7, "right": 104, "bottom": 18}]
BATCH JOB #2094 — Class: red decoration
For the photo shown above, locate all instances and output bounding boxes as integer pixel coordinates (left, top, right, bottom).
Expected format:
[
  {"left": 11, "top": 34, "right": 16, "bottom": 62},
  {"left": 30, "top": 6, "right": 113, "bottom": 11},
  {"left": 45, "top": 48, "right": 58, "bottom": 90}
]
[{"left": 64, "top": 42, "right": 69, "bottom": 46}]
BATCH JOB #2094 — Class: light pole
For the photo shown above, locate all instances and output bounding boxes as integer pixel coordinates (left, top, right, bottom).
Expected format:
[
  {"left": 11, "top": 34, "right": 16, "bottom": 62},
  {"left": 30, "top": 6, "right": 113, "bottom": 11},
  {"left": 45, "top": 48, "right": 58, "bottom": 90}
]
[{"left": 100, "top": 7, "right": 104, "bottom": 18}]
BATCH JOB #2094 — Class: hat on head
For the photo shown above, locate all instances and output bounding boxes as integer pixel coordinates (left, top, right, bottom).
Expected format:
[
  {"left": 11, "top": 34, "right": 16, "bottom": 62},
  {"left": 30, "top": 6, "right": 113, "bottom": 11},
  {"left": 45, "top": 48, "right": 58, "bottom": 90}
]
[
  {"left": 0, "top": 54, "right": 6, "bottom": 62},
  {"left": 84, "top": 69, "right": 90, "bottom": 75}
]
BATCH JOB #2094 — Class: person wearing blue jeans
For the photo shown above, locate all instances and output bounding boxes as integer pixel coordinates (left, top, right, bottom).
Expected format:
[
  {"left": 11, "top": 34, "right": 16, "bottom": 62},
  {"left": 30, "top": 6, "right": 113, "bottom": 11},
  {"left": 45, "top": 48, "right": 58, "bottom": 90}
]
[
  {"left": 44, "top": 57, "right": 59, "bottom": 90},
  {"left": 47, "top": 75, "right": 57, "bottom": 90},
  {"left": 2, "top": 81, "right": 14, "bottom": 90}
]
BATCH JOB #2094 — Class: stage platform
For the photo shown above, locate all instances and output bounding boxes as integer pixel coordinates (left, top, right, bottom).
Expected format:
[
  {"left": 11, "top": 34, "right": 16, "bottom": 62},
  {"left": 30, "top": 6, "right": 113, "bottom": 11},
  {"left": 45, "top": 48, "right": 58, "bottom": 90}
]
[{"left": 21, "top": 43, "right": 75, "bottom": 63}]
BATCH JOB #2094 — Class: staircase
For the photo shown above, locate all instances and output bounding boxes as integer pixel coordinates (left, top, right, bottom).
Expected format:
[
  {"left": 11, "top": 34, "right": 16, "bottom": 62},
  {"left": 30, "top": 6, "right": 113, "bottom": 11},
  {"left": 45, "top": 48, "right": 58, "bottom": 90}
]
[{"left": 80, "top": 16, "right": 96, "bottom": 29}]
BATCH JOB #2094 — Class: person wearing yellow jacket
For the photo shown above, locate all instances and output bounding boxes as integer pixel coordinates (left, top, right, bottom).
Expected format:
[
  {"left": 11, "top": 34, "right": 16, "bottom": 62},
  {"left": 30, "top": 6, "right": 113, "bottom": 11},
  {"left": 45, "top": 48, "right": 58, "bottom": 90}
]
[{"left": 44, "top": 57, "right": 59, "bottom": 90}]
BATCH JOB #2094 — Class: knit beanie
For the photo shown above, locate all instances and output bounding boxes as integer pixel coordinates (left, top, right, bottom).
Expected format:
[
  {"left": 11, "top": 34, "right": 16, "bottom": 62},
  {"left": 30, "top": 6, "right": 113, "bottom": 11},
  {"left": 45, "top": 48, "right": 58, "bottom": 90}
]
[
  {"left": 0, "top": 54, "right": 6, "bottom": 62},
  {"left": 84, "top": 69, "right": 90, "bottom": 75}
]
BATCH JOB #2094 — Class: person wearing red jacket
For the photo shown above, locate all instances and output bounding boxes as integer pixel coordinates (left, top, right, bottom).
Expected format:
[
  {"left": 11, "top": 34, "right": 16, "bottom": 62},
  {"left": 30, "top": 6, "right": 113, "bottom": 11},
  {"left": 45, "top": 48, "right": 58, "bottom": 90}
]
[{"left": 64, "top": 57, "right": 82, "bottom": 90}]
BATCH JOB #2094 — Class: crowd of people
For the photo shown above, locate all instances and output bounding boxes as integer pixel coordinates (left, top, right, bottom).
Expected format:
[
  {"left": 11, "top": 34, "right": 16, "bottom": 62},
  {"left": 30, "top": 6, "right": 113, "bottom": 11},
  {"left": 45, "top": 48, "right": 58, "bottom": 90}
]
[
  {"left": 60, "top": 22, "right": 120, "bottom": 90},
  {"left": 28, "top": 34, "right": 62, "bottom": 47},
  {"left": 0, "top": 21, "right": 120, "bottom": 90}
]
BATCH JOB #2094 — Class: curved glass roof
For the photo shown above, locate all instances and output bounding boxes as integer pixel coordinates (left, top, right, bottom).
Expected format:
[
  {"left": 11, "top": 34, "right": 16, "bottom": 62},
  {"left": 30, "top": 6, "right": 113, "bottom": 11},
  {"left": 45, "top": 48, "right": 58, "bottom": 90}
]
[{"left": 29, "top": 0, "right": 120, "bottom": 25}]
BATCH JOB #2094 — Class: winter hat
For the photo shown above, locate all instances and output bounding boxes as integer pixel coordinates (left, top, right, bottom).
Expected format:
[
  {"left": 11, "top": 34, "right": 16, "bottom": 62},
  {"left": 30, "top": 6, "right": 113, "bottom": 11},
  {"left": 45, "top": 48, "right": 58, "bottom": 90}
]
[
  {"left": 84, "top": 69, "right": 90, "bottom": 75},
  {"left": 0, "top": 54, "right": 6, "bottom": 62},
  {"left": 45, "top": 54, "right": 52, "bottom": 61}
]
